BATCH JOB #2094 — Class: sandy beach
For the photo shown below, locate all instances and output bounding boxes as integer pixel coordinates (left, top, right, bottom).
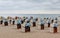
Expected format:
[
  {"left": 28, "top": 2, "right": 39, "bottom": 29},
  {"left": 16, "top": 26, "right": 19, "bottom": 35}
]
[
  {"left": 0, "top": 0, "right": 60, "bottom": 38},
  {"left": 0, "top": 17, "right": 59, "bottom": 38},
  {"left": 0, "top": 20, "right": 60, "bottom": 38}
]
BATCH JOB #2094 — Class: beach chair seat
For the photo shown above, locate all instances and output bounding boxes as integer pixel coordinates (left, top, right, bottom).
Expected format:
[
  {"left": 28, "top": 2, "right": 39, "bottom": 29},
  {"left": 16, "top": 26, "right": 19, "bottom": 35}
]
[
  {"left": 33, "top": 22, "right": 36, "bottom": 27},
  {"left": 17, "top": 24, "right": 21, "bottom": 29},
  {"left": 25, "top": 26, "right": 30, "bottom": 32},
  {"left": 41, "top": 24, "right": 44, "bottom": 30},
  {"left": 4, "top": 22, "right": 8, "bottom": 26},
  {"left": 53, "top": 27, "right": 57, "bottom": 33}
]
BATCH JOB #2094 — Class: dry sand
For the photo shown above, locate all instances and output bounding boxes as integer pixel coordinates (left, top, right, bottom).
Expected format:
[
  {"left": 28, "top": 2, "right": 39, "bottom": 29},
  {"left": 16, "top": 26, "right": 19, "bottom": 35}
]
[
  {"left": 0, "top": 24, "right": 60, "bottom": 38},
  {"left": 0, "top": 21, "right": 60, "bottom": 38}
]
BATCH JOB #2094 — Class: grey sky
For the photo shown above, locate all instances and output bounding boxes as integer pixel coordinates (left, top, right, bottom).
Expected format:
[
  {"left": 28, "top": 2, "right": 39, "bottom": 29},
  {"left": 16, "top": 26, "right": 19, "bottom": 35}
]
[{"left": 0, "top": 0, "right": 60, "bottom": 10}]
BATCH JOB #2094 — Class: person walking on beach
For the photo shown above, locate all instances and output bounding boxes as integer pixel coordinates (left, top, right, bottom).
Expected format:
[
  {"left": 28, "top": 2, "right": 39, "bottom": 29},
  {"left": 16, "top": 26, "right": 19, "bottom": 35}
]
[
  {"left": 17, "top": 18, "right": 22, "bottom": 29},
  {"left": 25, "top": 21, "right": 31, "bottom": 32}
]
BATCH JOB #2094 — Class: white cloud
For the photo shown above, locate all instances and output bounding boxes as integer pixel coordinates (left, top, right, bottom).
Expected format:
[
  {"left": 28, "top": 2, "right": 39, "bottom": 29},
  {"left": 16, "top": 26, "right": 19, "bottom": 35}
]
[{"left": 0, "top": 0, "right": 60, "bottom": 10}]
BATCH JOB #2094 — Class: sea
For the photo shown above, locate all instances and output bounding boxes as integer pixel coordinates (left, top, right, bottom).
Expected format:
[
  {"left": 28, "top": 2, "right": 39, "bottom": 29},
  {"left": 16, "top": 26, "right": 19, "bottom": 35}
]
[{"left": 0, "top": 14, "right": 60, "bottom": 18}]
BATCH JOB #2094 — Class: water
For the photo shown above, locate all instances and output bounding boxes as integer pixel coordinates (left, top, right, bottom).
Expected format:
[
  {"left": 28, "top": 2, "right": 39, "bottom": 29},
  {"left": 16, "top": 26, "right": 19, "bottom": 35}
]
[{"left": 0, "top": 14, "right": 60, "bottom": 18}]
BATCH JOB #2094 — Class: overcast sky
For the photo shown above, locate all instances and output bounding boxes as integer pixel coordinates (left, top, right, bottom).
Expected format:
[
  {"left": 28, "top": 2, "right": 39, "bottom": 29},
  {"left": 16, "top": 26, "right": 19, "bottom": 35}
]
[{"left": 0, "top": 0, "right": 60, "bottom": 14}]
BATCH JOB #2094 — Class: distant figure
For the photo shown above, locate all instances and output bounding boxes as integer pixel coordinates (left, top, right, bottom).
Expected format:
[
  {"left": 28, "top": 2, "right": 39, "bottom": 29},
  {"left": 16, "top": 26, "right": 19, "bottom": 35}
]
[
  {"left": 53, "top": 21, "right": 58, "bottom": 33},
  {"left": 40, "top": 19, "right": 45, "bottom": 30},
  {"left": 25, "top": 21, "right": 31, "bottom": 32},
  {"left": 33, "top": 19, "right": 36, "bottom": 27},
  {"left": 4, "top": 19, "right": 8, "bottom": 26},
  {"left": 17, "top": 18, "right": 21, "bottom": 29}
]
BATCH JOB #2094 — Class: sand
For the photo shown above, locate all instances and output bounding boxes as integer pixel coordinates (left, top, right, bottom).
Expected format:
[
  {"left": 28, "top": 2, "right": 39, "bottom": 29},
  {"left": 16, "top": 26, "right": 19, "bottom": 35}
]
[
  {"left": 0, "top": 20, "right": 60, "bottom": 38},
  {"left": 0, "top": 25, "right": 60, "bottom": 38}
]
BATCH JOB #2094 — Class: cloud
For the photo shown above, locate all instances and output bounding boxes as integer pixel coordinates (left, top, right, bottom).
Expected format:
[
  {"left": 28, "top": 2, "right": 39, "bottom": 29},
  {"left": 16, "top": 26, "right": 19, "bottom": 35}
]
[{"left": 0, "top": 0, "right": 60, "bottom": 10}]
